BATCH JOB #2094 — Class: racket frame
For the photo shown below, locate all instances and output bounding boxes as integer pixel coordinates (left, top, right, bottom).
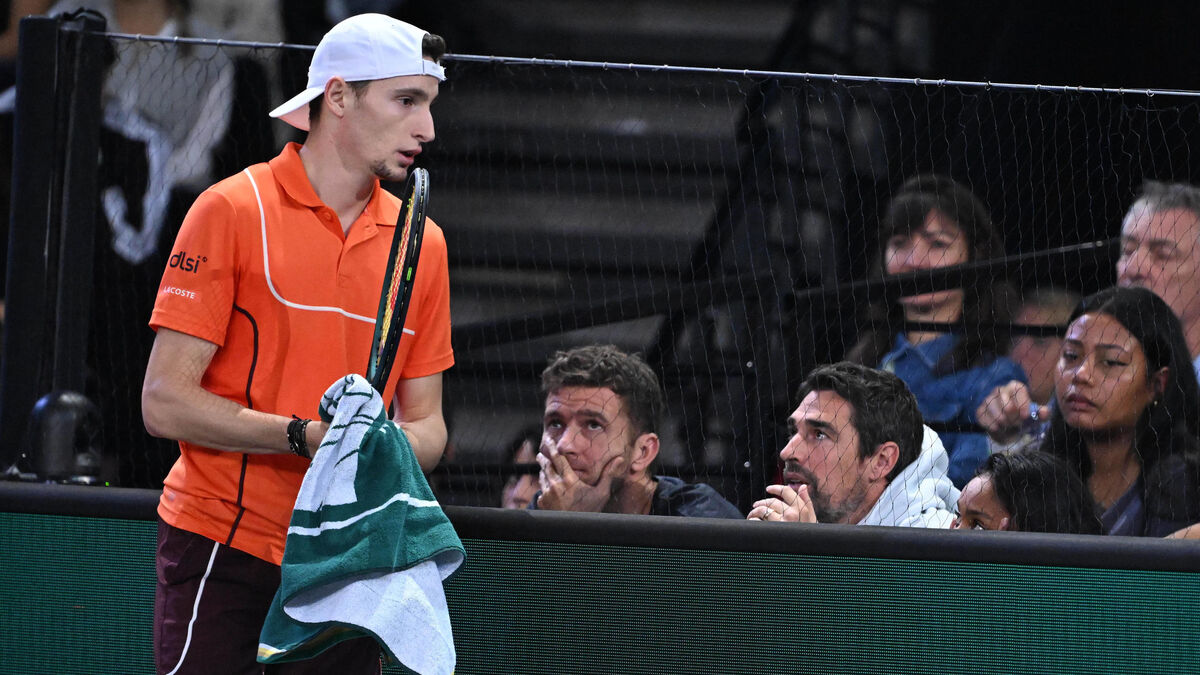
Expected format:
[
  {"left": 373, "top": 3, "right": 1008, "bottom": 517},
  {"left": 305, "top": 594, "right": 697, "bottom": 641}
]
[{"left": 366, "top": 167, "right": 429, "bottom": 394}]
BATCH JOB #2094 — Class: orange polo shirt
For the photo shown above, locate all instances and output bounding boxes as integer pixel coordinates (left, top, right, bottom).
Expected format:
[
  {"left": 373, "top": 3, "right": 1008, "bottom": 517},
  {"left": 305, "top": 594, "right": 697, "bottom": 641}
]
[{"left": 150, "top": 143, "right": 453, "bottom": 565}]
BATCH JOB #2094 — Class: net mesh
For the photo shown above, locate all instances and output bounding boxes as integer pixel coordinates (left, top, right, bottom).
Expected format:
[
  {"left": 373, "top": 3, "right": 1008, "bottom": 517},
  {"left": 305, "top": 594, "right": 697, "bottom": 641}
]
[
  {"left": 18, "top": 26, "right": 1200, "bottom": 528},
  {"left": 80, "top": 38, "right": 282, "bottom": 489}
]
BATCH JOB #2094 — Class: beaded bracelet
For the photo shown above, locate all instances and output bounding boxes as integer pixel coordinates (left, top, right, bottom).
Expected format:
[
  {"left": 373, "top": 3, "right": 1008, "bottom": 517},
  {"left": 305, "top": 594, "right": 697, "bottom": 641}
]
[{"left": 287, "top": 416, "right": 312, "bottom": 459}]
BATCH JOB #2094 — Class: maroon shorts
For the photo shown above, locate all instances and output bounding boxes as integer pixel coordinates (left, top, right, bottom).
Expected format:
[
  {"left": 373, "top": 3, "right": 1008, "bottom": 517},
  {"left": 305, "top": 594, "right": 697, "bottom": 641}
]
[{"left": 154, "top": 518, "right": 381, "bottom": 674}]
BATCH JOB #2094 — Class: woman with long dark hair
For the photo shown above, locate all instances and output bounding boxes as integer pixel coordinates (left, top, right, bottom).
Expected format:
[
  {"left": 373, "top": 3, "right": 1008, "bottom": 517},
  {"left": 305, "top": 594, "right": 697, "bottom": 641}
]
[
  {"left": 1040, "top": 286, "right": 1200, "bottom": 536},
  {"left": 847, "top": 174, "right": 1025, "bottom": 488}
]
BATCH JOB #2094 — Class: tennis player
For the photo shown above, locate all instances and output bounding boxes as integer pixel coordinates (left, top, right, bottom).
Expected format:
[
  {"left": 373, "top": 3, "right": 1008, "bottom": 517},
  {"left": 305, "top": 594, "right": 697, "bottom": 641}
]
[{"left": 141, "top": 14, "right": 453, "bottom": 673}]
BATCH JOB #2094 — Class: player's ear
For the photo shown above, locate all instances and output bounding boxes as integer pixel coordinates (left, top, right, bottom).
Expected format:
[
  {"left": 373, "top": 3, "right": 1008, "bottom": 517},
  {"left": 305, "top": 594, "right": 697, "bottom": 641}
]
[
  {"left": 324, "top": 77, "right": 350, "bottom": 120},
  {"left": 629, "top": 433, "right": 659, "bottom": 473},
  {"left": 868, "top": 441, "right": 900, "bottom": 481}
]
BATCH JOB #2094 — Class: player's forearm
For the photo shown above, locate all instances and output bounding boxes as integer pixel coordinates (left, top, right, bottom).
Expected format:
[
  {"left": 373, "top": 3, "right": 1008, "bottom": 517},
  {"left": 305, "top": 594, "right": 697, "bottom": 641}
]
[
  {"left": 399, "top": 412, "right": 447, "bottom": 473},
  {"left": 391, "top": 373, "right": 448, "bottom": 473},
  {"left": 142, "top": 380, "right": 323, "bottom": 455}
]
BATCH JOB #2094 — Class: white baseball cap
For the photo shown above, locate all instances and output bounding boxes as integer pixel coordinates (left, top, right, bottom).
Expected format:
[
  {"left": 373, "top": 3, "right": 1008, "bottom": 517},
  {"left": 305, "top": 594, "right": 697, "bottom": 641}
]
[{"left": 269, "top": 13, "right": 447, "bottom": 131}]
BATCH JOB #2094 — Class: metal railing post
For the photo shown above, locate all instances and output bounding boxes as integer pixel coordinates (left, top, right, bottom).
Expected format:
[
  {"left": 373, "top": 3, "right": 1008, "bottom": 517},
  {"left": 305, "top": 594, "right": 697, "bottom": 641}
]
[
  {"left": 0, "top": 12, "right": 106, "bottom": 475},
  {"left": 0, "top": 16, "right": 62, "bottom": 474}
]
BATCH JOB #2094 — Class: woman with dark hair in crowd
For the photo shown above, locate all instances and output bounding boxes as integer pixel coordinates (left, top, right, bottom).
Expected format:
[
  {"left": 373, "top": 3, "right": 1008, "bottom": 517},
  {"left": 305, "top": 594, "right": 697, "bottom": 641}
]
[
  {"left": 847, "top": 174, "right": 1025, "bottom": 488},
  {"left": 953, "top": 450, "right": 1103, "bottom": 534},
  {"left": 1039, "top": 286, "right": 1200, "bottom": 536}
]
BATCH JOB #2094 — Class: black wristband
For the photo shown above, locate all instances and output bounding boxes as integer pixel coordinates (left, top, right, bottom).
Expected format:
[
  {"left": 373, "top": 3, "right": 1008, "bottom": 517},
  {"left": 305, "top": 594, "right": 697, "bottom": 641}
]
[{"left": 288, "top": 416, "right": 312, "bottom": 459}]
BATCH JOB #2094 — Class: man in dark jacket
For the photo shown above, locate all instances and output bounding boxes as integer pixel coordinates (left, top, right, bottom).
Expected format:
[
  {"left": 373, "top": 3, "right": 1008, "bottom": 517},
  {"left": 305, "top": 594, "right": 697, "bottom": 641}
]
[{"left": 529, "top": 344, "right": 741, "bottom": 518}]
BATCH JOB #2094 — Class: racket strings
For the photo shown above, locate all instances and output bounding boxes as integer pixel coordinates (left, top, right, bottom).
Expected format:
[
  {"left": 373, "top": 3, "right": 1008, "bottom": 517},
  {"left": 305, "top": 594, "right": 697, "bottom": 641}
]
[
  {"left": 376, "top": 202, "right": 416, "bottom": 353},
  {"left": 371, "top": 183, "right": 422, "bottom": 381},
  {"left": 368, "top": 168, "right": 428, "bottom": 393}
]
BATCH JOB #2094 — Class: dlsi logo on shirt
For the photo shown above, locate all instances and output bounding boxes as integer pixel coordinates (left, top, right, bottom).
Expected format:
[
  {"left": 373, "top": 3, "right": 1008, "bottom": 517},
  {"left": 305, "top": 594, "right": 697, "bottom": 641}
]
[{"left": 169, "top": 250, "right": 208, "bottom": 273}]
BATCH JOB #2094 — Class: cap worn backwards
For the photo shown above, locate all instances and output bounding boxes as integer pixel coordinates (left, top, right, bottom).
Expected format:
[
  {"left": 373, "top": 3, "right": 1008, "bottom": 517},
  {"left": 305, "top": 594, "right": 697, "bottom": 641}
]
[{"left": 269, "top": 13, "right": 446, "bottom": 132}]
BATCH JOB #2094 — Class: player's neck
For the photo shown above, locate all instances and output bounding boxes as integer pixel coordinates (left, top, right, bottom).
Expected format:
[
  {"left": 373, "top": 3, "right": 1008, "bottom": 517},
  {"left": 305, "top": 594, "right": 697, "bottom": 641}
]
[{"left": 298, "top": 139, "right": 375, "bottom": 235}]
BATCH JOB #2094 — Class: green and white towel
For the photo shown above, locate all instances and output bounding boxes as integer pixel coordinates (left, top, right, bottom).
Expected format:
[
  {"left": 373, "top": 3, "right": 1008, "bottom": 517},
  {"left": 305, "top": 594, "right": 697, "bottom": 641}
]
[{"left": 258, "top": 374, "right": 465, "bottom": 674}]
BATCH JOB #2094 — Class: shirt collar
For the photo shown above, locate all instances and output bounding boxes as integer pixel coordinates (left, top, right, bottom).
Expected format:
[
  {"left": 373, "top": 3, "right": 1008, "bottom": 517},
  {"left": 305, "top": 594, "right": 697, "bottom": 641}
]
[
  {"left": 269, "top": 143, "right": 401, "bottom": 227},
  {"left": 363, "top": 182, "right": 400, "bottom": 228},
  {"left": 890, "top": 332, "right": 958, "bottom": 370}
]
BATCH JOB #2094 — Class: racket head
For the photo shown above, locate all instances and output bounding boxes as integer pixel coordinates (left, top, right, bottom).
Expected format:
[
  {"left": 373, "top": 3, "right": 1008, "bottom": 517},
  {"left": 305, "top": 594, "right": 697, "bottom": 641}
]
[{"left": 367, "top": 167, "right": 429, "bottom": 394}]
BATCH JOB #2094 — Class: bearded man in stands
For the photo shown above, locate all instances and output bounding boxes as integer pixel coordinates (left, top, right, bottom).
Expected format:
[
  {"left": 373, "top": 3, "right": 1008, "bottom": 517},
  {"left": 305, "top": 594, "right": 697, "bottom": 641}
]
[{"left": 749, "top": 361, "right": 958, "bottom": 527}]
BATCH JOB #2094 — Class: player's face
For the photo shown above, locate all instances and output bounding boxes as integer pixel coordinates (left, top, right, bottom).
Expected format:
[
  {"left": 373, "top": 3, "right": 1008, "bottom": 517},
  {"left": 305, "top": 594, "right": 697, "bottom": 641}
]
[
  {"left": 1118, "top": 206, "right": 1200, "bottom": 329},
  {"left": 344, "top": 71, "right": 438, "bottom": 183},
  {"left": 541, "top": 386, "right": 636, "bottom": 486},
  {"left": 778, "top": 390, "right": 872, "bottom": 524},
  {"left": 884, "top": 209, "right": 969, "bottom": 316}
]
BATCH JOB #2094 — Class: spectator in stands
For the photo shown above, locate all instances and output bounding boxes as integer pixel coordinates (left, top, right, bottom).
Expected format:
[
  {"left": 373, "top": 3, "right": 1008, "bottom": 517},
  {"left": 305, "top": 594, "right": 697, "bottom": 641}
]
[
  {"left": 847, "top": 174, "right": 1025, "bottom": 488},
  {"left": 50, "top": 0, "right": 238, "bottom": 200},
  {"left": 500, "top": 425, "right": 541, "bottom": 509},
  {"left": 1010, "top": 287, "right": 1081, "bottom": 406},
  {"left": 747, "top": 361, "right": 958, "bottom": 527},
  {"left": 529, "top": 345, "right": 742, "bottom": 518},
  {"left": 981, "top": 287, "right": 1081, "bottom": 452},
  {"left": 952, "top": 450, "right": 1102, "bottom": 534},
  {"left": 1119, "top": 181, "right": 1200, "bottom": 374},
  {"left": 192, "top": 0, "right": 282, "bottom": 44},
  {"left": 1035, "top": 287, "right": 1200, "bottom": 536},
  {"left": 979, "top": 181, "right": 1200, "bottom": 441},
  {"left": 191, "top": 0, "right": 285, "bottom": 146}
]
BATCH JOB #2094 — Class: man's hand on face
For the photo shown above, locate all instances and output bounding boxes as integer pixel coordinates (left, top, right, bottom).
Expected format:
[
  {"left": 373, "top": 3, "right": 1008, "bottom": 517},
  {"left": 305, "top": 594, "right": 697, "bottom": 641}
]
[
  {"left": 536, "top": 448, "right": 628, "bottom": 512},
  {"left": 748, "top": 484, "right": 818, "bottom": 523}
]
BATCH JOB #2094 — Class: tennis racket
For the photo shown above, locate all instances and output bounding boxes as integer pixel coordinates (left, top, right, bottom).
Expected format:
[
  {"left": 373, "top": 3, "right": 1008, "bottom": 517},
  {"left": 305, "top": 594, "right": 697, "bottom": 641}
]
[{"left": 366, "top": 167, "right": 429, "bottom": 395}]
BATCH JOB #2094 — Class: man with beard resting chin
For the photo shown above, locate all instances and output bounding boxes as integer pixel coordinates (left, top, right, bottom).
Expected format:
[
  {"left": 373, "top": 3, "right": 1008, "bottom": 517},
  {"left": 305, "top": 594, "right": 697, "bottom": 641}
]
[{"left": 749, "top": 362, "right": 959, "bottom": 527}]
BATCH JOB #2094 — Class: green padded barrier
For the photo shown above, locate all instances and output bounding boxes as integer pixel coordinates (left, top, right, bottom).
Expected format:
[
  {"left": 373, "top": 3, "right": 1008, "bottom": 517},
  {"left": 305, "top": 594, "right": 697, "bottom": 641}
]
[
  {"left": 0, "top": 513, "right": 156, "bottom": 673},
  {"left": 4, "top": 510, "right": 1200, "bottom": 674},
  {"left": 446, "top": 539, "right": 1200, "bottom": 674}
]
